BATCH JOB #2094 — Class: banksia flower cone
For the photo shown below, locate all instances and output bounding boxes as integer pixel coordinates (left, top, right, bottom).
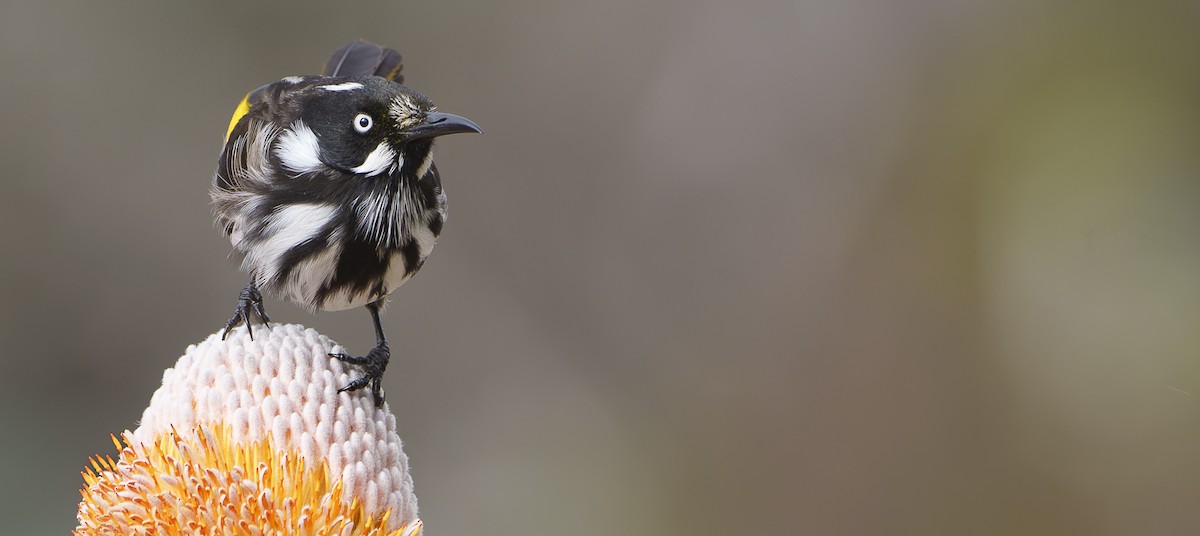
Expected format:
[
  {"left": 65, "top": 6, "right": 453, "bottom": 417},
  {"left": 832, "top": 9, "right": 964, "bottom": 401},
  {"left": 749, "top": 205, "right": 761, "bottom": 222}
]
[{"left": 75, "top": 323, "right": 422, "bottom": 535}]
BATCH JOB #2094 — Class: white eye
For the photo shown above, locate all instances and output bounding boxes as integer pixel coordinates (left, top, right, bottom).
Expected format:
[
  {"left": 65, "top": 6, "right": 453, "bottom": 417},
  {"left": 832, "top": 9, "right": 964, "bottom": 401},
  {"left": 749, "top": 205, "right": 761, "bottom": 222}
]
[{"left": 353, "top": 113, "right": 373, "bottom": 133}]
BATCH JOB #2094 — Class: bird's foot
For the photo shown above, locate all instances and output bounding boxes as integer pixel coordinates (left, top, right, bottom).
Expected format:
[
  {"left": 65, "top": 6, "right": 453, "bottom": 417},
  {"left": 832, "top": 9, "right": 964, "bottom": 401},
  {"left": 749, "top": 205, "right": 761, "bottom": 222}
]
[
  {"left": 330, "top": 341, "right": 390, "bottom": 407},
  {"left": 222, "top": 282, "right": 270, "bottom": 340}
]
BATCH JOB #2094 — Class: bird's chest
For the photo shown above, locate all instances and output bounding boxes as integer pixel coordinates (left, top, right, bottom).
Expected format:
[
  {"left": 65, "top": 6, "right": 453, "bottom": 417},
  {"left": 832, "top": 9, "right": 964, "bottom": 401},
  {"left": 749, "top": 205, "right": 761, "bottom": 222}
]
[
  {"left": 311, "top": 179, "right": 443, "bottom": 310},
  {"left": 381, "top": 211, "right": 439, "bottom": 286},
  {"left": 314, "top": 218, "right": 436, "bottom": 312}
]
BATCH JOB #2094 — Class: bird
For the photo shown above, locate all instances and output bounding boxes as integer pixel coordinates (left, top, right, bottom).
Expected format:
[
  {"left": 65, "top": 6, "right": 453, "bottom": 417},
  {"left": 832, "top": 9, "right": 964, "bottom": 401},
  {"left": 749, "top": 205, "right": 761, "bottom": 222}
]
[{"left": 211, "top": 40, "right": 480, "bottom": 406}]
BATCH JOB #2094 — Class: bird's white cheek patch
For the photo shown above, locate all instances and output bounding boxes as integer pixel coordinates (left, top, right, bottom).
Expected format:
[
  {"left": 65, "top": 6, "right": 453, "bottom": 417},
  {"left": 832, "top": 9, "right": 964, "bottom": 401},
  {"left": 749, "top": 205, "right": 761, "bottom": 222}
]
[
  {"left": 350, "top": 143, "right": 398, "bottom": 177},
  {"left": 275, "top": 121, "right": 325, "bottom": 175}
]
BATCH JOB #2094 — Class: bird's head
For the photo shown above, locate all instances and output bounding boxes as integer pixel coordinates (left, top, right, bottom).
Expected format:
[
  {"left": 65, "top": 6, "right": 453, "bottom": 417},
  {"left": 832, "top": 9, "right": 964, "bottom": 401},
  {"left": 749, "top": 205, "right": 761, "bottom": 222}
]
[{"left": 269, "top": 75, "right": 480, "bottom": 178}]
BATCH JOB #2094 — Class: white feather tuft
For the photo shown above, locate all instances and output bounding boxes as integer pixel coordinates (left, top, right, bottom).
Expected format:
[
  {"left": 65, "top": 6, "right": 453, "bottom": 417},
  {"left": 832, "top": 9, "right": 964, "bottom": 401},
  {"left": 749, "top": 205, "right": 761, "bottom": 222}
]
[
  {"left": 415, "top": 148, "right": 434, "bottom": 179},
  {"left": 350, "top": 143, "right": 399, "bottom": 177},
  {"left": 320, "top": 82, "right": 364, "bottom": 92},
  {"left": 243, "top": 203, "right": 339, "bottom": 286},
  {"left": 275, "top": 121, "right": 325, "bottom": 175},
  {"left": 278, "top": 227, "right": 344, "bottom": 310}
]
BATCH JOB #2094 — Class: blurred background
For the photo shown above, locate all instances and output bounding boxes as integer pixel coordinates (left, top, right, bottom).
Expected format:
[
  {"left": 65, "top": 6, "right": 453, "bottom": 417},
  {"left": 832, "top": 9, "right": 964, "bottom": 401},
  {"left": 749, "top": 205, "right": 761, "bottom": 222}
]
[{"left": 2, "top": 1, "right": 1200, "bottom": 534}]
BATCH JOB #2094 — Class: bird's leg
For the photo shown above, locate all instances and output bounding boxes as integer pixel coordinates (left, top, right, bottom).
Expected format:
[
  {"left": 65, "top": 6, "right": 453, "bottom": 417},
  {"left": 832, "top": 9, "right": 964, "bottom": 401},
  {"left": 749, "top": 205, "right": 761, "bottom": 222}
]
[
  {"left": 330, "top": 300, "right": 390, "bottom": 407},
  {"left": 222, "top": 280, "right": 271, "bottom": 340}
]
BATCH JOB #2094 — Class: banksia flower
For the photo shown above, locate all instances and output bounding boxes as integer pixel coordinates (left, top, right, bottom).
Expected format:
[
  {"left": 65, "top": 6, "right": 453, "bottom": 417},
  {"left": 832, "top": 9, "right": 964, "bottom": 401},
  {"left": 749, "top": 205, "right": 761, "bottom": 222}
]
[{"left": 75, "top": 324, "right": 422, "bottom": 535}]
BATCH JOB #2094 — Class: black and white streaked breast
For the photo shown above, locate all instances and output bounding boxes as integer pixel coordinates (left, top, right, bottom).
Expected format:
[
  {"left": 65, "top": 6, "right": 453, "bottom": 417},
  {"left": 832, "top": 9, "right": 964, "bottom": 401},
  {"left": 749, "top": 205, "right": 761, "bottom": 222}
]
[{"left": 211, "top": 77, "right": 447, "bottom": 312}]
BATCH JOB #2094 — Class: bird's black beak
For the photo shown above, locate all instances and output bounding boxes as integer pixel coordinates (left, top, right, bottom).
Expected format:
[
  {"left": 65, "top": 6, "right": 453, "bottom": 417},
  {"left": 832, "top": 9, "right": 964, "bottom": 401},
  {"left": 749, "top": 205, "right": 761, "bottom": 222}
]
[{"left": 408, "top": 112, "right": 482, "bottom": 141}]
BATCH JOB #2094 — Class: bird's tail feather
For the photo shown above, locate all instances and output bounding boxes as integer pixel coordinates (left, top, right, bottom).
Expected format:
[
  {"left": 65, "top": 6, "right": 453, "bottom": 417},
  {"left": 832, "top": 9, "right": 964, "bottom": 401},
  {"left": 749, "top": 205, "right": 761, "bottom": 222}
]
[{"left": 323, "top": 39, "right": 404, "bottom": 83}]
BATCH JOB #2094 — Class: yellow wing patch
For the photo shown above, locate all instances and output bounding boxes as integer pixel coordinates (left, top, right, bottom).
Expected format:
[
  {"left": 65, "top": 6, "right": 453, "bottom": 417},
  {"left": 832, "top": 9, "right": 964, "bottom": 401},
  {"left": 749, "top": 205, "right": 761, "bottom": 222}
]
[{"left": 225, "top": 93, "right": 252, "bottom": 141}]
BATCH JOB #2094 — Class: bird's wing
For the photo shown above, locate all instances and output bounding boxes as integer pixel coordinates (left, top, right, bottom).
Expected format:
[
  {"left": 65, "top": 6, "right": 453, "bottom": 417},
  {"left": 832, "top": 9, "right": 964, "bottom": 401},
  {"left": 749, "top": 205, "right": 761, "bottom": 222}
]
[
  {"left": 224, "top": 76, "right": 323, "bottom": 141},
  {"left": 322, "top": 40, "right": 404, "bottom": 83}
]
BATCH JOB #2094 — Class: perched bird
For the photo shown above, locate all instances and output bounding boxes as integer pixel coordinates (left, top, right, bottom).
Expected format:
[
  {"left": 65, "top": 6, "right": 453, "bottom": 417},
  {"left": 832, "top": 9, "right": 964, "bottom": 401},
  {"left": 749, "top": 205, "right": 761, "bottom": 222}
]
[{"left": 211, "top": 40, "right": 480, "bottom": 406}]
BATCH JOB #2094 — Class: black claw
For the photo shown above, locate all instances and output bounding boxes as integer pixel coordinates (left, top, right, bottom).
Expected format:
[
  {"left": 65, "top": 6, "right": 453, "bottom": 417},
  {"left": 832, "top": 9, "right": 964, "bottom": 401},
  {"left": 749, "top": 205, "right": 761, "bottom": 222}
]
[
  {"left": 330, "top": 341, "right": 389, "bottom": 407},
  {"left": 371, "top": 377, "right": 383, "bottom": 407},
  {"left": 222, "top": 282, "right": 269, "bottom": 340},
  {"left": 336, "top": 373, "right": 373, "bottom": 393},
  {"left": 252, "top": 299, "right": 271, "bottom": 325},
  {"left": 328, "top": 352, "right": 370, "bottom": 365}
]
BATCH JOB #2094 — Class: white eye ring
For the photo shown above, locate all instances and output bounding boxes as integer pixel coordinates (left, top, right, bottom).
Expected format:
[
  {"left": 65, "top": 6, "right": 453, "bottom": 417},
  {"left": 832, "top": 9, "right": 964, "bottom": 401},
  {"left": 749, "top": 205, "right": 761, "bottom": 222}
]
[{"left": 353, "top": 113, "right": 373, "bottom": 133}]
